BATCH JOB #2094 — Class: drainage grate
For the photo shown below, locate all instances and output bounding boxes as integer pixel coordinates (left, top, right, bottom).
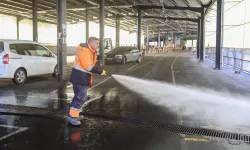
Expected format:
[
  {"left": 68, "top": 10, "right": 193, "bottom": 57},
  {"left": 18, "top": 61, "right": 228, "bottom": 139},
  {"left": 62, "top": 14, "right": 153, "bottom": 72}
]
[{"left": 81, "top": 112, "right": 250, "bottom": 143}]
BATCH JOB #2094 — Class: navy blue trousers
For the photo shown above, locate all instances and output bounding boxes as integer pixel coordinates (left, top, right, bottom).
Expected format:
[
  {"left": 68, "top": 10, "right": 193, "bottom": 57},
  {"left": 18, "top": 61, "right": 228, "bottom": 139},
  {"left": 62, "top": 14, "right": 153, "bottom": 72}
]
[{"left": 70, "top": 84, "right": 88, "bottom": 109}]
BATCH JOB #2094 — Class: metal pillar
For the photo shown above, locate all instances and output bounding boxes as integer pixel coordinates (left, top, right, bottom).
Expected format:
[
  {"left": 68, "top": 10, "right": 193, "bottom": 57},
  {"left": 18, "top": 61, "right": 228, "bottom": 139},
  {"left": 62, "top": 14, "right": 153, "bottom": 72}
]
[
  {"left": 164, "top": 33, "right": 167, "bottom": 46},
  {"left": 32, "top": 0, "right": 38, "bottom": 41},
  {"left": 215, "top": 0, "right": 222, "bottom": 69},
  {"left": 221, "top": 0, "right": 225, "bottom": 68},
  {"left": 197, "top": 20, "right": 200, "bottom": 58},
  {"left": 146, "top": 21, "right": 149, "bottom": 53},
  {"left": 99, "top": 0, "right": 105, "bottom": 65},
  {"left": 173, "top": 33, "right": 176, "bottom": 48},
  {"left": 17, "top": 16, "right": 20, "bottom": 40},
  {"left": 137, "top": 9, "right": 141, "bottom": 51},
  {"left": 85, "top": 4, "right": 89, "bottom": 41},
  {"left": 57, "top": 0, "right": 67, "bottom": 81},
  {"left": 158, "top": 28, "right": 160, "bottom": 47},
  {"left": 116, "top": 15, "right": 120, "bottom": 47},
  {"left": 199, "top": 6, "right": 205, "bottom": 62}
]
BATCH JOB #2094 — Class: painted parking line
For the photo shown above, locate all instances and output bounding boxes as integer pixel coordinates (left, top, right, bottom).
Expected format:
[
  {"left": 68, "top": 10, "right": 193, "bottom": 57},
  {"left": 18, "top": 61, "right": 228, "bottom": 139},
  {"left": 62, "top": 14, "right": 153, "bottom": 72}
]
[
  {"left": 171, "top": 53, "right": 184, "bottom": 85},
  {"left": 0, "top": 124, "right": 28, "bottom": 141},
  {"left": 184, "top": 137, "right": 209, "bottom": 142},
  {"left": 126, "top": 64, "right": 139, "bottom": 71}
]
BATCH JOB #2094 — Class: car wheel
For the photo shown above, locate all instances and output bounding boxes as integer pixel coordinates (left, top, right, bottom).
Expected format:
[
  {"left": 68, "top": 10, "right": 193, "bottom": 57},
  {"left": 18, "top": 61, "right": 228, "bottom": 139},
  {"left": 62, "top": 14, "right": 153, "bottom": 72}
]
[
  {"left": 137, "top": 56, "right": 142, "bottom": 63},
  {"left": 52, "top": 65, "right": 58, "bottom": 78},
  {"left": 13, "top": 68, "right": 27, "bottom": 85},
  {"left": 122, "top": 56, "right": 127, "bottom": 65}
]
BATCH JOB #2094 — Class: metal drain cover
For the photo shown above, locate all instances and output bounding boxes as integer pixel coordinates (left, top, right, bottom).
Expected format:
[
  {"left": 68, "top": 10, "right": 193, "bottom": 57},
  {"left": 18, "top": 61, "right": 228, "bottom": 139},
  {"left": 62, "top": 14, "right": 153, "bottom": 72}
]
[{"left": 81, "top": 112, "right": 250, "bottom": 143}]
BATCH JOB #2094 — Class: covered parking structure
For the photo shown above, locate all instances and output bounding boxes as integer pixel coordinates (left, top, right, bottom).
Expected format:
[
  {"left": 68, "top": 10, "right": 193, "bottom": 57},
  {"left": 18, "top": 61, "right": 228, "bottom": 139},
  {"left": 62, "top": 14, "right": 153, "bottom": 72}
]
[
  {"left": 0, "top": 0, "right": 226, "bottom": 80},
  {"left": 2, "top": 1, "right": 250, "bottom": 150}
]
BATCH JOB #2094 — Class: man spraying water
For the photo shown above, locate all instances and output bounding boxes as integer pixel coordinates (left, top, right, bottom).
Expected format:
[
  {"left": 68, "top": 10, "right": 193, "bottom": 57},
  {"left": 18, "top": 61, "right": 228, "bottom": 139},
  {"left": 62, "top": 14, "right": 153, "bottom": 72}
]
[{"left": 68, "top": 37, "right": 107, "bottom": 126}]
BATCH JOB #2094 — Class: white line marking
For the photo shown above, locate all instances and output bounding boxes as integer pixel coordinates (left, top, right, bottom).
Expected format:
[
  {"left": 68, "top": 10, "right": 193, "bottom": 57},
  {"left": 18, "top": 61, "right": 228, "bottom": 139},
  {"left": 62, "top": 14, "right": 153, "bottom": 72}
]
[
  {"left": 0, "top": 125, "right": 28, "bottom": 141},
  {"left": 0, "top": 124, "right": 21, "bottom": 129},
  {"left": 170, "top": 53, "right": 185, "bottom": 128},
  {"left": 126, "top": 64, "right": 139, "bottom": 71},
  {"left": 171, "top": 53, "right": 183, "bottom": 85}
]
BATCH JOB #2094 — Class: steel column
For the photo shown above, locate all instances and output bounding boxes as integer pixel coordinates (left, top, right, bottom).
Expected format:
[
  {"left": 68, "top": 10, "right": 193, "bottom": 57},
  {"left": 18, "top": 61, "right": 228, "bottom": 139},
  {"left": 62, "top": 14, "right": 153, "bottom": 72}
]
[
  {"left": 85, "top": 4, "right": 89, "bottom": 41},
  {"left": 172, "top": 32, "right": 174, "bottom": 47},
  {"left": 32, "top": 0, "right": 38, "bottom": 41},
  {"left": 57, "top": 0, "right": 67, "bottom": 81},
  {"left": 215, "top": 0, "right": 222, "bottom": 69},
  {"left": 158, "top": 28, "right": 160, "bottom": 47},
  {"left": 196, "top": 20, "right": 200, "bottom": 58},
  {"left": 173, "top": 33, "right": 176, "bottom": 48},
  {"left": 17, "top": 16, "right": 20, "bottom": 40},
  {"left": 137, "top": 9, "right": 141, "bottom": 51},
  {"left": 116, "top": 15, "right": 120, "bottom": 47},
  {"left": 221, "top": 0, "right": 225, "bottom": 68},
  {"left": 199, "top": 6, "right": 205, "bottom": 62},
  {"left": 146, "top": 21, "right": 149, "bottom": 53},
  {"left": 99, "top": 0, "right": 105, "bottom": 66},
  {"left": 164, "top": 33, "right": 167, "bottom": 46}
]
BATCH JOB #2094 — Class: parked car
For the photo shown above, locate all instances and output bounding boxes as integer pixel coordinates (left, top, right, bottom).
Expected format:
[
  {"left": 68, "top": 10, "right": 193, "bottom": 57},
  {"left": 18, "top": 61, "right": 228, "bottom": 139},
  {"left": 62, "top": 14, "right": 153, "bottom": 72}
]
[
  {"left": 105, "top": 46, "right": 142, "bottom": 64},
  {"left": 0, "top": 39, "right": 57, "bottom": 84}
]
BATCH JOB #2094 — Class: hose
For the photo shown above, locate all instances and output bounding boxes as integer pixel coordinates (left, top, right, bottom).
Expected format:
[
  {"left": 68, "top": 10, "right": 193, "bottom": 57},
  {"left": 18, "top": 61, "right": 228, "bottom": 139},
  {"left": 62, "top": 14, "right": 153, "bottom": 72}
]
[{"left": 0, "top": 110, "right": 167, "bottom": 127}]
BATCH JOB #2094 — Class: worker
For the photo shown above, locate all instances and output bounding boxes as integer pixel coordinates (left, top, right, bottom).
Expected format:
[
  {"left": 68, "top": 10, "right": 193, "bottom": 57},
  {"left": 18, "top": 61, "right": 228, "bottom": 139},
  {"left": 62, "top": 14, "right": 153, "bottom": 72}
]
[{"left": 68, "top": 36, "right": 107, "bottom": 126}]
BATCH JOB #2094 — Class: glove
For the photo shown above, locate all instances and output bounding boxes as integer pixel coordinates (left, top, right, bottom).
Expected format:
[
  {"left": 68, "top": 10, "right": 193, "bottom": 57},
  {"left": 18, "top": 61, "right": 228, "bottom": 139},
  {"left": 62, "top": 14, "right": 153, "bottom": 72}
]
[{"left": 101, "top": 70, "right": 107, "bottom": 76}]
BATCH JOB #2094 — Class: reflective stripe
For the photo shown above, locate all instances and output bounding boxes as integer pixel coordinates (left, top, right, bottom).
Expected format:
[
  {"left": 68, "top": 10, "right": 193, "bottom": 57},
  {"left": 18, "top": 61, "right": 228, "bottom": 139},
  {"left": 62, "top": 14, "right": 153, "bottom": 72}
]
[
  {"left": 69, "top": 107, "right": 80, "bottom": 117},
  {"left": 70, "top": 107, "right": 81, "bottom": 111},
  {"left": 87, "top": 65, "right": 94, "bottom": 71},
  {"left": 73, "top": 65, "right": 92, "bottom": 74}
]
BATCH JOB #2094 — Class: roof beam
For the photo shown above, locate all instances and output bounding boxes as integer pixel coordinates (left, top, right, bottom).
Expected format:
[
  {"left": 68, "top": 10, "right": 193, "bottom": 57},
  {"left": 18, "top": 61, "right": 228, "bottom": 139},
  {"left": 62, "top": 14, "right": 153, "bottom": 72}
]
[
  {"left": 106, "top": 15, "right": 198, "bottom": 23},
  {"left": 132, "top": 5, "right": 202, "bottom": 13},
  {"left": 0, "top": 3, "right": 30, "bottom": 13},
  {"left": 167, "top": 17, "right": 198, "bottom": 23},
  {"left": 0, "top": 11, "right": 56, "bottom": 24},
  {"left": 37, "top": 4, "right": 132, "bottom": 13}
]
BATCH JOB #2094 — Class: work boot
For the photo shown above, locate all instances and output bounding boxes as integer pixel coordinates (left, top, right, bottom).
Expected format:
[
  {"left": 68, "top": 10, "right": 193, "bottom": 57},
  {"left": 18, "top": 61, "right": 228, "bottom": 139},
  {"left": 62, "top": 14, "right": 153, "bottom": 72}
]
[
  {"left": 78, "top": 115, "right": 85, "bottom": 121},
  {"left": 67, "top": 116, "right": 81, "bottom": 126}
]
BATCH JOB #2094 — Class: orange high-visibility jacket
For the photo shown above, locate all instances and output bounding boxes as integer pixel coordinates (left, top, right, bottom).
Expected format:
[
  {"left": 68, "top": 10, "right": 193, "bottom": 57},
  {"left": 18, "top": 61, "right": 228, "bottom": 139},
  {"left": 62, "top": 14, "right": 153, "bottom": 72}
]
[{"left": 69, "top": 43, "right": 103, "bottom": 87}]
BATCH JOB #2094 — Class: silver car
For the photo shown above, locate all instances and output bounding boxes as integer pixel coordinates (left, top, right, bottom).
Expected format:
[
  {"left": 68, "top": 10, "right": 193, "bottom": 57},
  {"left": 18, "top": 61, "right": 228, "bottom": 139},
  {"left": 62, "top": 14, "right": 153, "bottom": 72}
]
[{"left": 105, "top": 46, "right": 142, "bottom": 64}]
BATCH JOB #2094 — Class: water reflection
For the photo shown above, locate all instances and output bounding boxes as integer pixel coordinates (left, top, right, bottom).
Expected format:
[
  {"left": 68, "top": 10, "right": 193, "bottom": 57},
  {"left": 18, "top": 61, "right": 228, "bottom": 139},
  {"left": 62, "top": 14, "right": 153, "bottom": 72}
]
[{"left": 0, "top": 84, "right": 71, "bottom": 110}]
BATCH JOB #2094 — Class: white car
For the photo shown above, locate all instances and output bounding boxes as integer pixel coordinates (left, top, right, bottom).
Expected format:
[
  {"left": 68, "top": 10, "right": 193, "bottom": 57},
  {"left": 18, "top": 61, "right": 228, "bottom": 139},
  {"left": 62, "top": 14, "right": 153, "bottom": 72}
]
[
  {"left": 105, "top": 46, "right": 142, "bottom": 64},
  {"left": 0, "top": 40, "right": 57, "bottom": 84}
]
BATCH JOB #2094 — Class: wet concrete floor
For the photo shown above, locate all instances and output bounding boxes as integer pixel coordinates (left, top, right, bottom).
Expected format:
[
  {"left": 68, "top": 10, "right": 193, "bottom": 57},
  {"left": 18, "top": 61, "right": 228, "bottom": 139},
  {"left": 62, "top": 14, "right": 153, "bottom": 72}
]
[{"left": 1, "top": 52, "right": 250, "bottom": 150}]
